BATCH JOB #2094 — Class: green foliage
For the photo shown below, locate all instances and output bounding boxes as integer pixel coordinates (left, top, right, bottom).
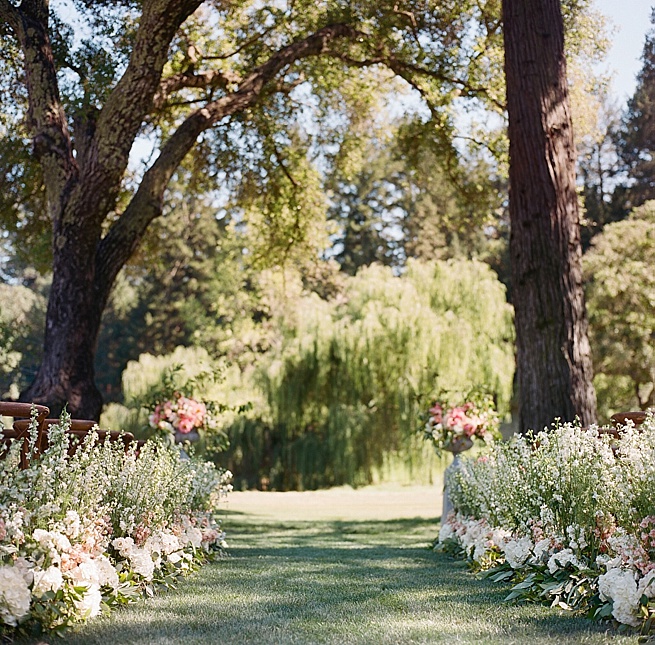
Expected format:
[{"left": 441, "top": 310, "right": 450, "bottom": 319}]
[
  {"left": 583, "top": 201, "right": 655, "bottom": 419},
  {"left": 0, "top": 280, "right": 47, "bottom": 398},
  {"left": 219, "top": 259, "right": 514, "bottom": 490}
]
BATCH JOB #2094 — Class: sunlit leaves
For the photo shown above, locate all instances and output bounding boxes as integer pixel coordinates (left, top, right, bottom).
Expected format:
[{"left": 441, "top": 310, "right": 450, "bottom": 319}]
[{"left": 584, "top": 201, "right": 655, "bottom": 416}]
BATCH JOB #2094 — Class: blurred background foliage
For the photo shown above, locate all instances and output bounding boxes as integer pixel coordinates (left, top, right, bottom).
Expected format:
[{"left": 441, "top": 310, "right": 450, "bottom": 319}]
[{"left": 99, "top": 259, "right": 514, "bottom": 490}]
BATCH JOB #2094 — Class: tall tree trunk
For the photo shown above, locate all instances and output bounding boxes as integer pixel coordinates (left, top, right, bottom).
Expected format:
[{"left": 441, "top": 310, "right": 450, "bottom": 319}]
[
  {"left": 502, "top": 0, "right": 597, "bottom": 432},
  {"left": 21, "top": 230, "right": 105, "bottom": 420}
]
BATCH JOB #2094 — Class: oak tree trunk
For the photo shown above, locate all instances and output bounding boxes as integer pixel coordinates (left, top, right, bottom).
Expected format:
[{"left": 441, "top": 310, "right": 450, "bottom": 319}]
[
  {"left": 502, "top": 0, "right": 597, "bottom": 432},
  {"left": 21, "top": 238, "right": 105, "bottom": 420}
]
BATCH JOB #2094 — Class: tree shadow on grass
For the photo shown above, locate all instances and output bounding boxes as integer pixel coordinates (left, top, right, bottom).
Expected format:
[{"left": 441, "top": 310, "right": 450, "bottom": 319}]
[{"left": 42, "top": 517, "right": 634, "bottom": 645}]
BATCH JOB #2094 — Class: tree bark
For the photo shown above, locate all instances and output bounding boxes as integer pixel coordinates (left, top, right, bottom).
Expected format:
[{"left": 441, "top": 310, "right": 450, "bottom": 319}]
[{"left": 502, "top": 0, "right": 597, "bottom": 432}]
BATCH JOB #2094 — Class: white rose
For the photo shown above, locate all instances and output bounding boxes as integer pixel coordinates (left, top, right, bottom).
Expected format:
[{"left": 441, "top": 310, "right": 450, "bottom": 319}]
[
  {"left": 0, "top": 565, "right": 31, "bottom": 626},
  {"left": 112, "top": 536, "right": 135, "bottom": 558},
  {"left": 32, "top": 566, "right": 63, "bottom": 596}
]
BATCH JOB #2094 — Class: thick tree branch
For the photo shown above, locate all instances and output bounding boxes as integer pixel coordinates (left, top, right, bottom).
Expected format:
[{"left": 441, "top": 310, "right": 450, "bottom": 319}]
[
  {"left": 95, "top": 23, "right": 363, "bottom": 297},
  {"left": 0, "top": 0, "right": 19, "bottom": 28},
  {"left": 72, "top": 0, "right": 203, "bottom": 222},
  {"left": 324, "top": 50, "right": 506, "bottom": 112},
  {"left": 153, "top": 68, "right": 243, "bottom": 110},
  {"left": 4, "top": 0, "right": 78, "bottom": 228}
]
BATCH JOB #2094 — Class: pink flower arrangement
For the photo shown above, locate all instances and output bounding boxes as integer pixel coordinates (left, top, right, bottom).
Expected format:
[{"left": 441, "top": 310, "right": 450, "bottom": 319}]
[
  {"left": 149, "top": 393, "right": 209, "bottom": 438},
  {"left": 423, "top": 394, "right": 500, "bottom": 455}
]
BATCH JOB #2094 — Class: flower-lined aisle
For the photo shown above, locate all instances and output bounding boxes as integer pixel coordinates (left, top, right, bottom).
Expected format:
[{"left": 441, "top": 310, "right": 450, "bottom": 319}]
[
  {"left": 0, "top": 414, "right": 231, "bottom": 638},
  {"left": 437, "top": 414, "right": 655, "bottom": 631}
]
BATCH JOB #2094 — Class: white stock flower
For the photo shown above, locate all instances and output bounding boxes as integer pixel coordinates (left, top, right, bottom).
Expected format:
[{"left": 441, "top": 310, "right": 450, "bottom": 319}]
[
  {"left": 32, "top": 529, "right": 72, "bottom": 564},
  {"left": 32, "top": 566, "right": 64, "bottom": 597},
  {"left": 503, "top": 536, "right": 533, "bottom": 569},
  {"left": 64, "top": 510, "right": 82, "bottom": 539},
  {"left": 0, "top": 565, "right": 31, "bottom": 626},
  {"left": 598, "top": 568, "right": 640, "bottom": 627}
]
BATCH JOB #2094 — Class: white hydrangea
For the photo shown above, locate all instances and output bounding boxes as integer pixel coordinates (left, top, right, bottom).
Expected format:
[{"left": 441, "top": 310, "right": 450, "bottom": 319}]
[
  {"left": 167, "top": 551, "right": 183, "bottom": 564},
  {"left": 185, "top": 527, "right": 203, "bottom": 549},
  {"left": 32, "top": 565, "right": 64, "bottom": 597},
  {"left": 638, "top": 570, "right": 655, "bottom": 599},
  {"left": 532, "top": 538, "right": 551, "bottom": 562},
  {"left": 598, "top": 568, "right": 640, "bottom": 627},
  {"left": 490, "top": 527, "right": 511, "bottom": 548},
  {"left": 145, "top": 530, "right": 181, "bottom": 558},
  {"left": 13, "top": 557, "right": 34, "bottom": 586},
  {"left": 438, "top": 522, "right": 455, "bottom": 543},
  {"left": 73, "top": 583, "right": 102, "bottom": 620},
  {"left": 547, "top": 548, "right": 580, "bottom": 574},
  {"left": 129, "top": 547, "right": 155, "bottom": 581},
  {"left": 94, "top": 555, "right": 119, "bottom": 590},
  {"left": 503, "top": 536, "right": 533, "bottom": 569},
  {"left": 0, "top": 565, "right": 32, "bottom": 626},
  {"left": 68, "top": 557, "right": 118, "bottom": 590}
]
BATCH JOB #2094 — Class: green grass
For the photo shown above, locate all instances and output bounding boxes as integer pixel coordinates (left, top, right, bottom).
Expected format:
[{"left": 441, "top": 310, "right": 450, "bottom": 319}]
[{"left": 38, "top": 486, "right": 638, "bottom": 644}]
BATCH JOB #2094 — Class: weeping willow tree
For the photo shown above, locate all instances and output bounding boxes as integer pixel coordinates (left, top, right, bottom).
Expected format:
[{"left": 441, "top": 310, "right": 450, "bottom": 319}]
[{"left": 223, "top": 259, "right": 514, "bottom": 490}]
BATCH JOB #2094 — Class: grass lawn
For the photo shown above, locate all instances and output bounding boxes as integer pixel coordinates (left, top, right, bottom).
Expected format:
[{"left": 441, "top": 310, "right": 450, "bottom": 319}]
[{"left": 45, "top": 485, "right": 637, "bottom": 644}]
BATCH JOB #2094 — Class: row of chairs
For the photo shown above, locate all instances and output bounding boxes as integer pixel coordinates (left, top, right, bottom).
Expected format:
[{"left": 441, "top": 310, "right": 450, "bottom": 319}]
[{"left": 0, "top": 402, "right": 137, "bottom": 469}]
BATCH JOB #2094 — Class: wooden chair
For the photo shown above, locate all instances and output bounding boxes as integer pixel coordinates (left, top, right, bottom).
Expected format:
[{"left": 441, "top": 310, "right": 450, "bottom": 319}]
[
  {"left": 12, "top": 418, "right": 135, "bottom": 455},
  {"left": 610, "top": 411, "right": 647, "bottom": 428},
  {"left": 0, "top": 401, "right": 50, "bottom": 468}
]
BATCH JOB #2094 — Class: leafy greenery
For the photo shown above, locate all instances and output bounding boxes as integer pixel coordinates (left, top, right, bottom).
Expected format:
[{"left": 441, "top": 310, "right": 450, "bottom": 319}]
[
  {"left": 223, "top": 259, "right": 514, "bottom": 490},
  {"left": 583, "top": 201, "right": 655, "bottom": 419}
]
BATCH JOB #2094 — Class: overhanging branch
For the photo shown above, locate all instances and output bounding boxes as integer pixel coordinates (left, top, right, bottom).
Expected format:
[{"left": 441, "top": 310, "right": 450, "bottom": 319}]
[{"left": 95, "top": 22, "right": 365, "bottom": 295}]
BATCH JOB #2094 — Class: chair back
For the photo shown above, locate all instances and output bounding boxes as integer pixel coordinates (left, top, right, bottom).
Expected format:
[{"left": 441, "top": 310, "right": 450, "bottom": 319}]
[{"left": 611, "top": 411, "right": 647, "bottom": 428}]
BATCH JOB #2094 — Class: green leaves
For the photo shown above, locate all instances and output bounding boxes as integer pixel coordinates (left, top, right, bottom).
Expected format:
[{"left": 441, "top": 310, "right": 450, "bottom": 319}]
[{"left": 584, "top": 201, "right": 655, "bottom": 418}]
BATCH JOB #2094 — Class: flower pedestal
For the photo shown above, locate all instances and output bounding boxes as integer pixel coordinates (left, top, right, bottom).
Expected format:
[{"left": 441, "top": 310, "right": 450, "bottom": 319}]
[
  {"left": 174, "top": 430, "right": 200, "bottom": 445},
  {"left": 441, "top": 436, "right": 473, "bottom": 521}
]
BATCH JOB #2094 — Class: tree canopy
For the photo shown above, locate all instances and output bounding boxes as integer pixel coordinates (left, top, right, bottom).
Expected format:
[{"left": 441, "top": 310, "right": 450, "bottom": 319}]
[{"left": 0, "top": 0, "right": 609, "bottom": 428}]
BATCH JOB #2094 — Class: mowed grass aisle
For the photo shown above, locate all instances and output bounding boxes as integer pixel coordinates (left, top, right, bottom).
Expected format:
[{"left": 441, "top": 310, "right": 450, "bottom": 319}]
[{"left": 55, "top": 485, "right": 636, "bottom": 645}]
